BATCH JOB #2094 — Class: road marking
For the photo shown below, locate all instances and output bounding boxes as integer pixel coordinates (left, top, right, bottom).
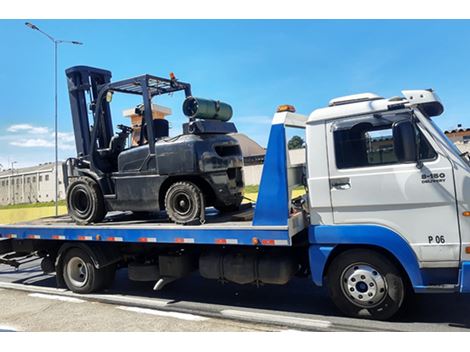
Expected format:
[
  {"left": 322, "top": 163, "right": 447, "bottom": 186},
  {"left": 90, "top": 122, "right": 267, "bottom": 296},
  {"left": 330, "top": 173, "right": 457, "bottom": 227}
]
[
  {"left": 220, "top": 309, "right": 332, "bottom": 329},
  {"left": 0, "top": 282, "right": 68, "bottom": 294},
  {"left": 0, "top": 325, "right": 17, "bottom": 332},
  {"left": 280, "top": 329, "right": 305, "bottom": 333},
  {"left": 28, "top": 293, "right": 85, "bottom": 303},
  {"left": 116, "top": 306, "right": 209, "bottom": 321},
  {"left": 0, "top": 282, "right": 171, "bottom": 307}
]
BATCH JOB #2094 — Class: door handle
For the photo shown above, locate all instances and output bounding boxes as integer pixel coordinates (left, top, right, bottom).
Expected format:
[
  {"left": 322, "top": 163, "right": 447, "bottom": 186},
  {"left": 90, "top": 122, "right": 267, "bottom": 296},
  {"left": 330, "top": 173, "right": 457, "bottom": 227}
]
[{"left": 331, "top": 178, "right": 351, "bottom": 190}]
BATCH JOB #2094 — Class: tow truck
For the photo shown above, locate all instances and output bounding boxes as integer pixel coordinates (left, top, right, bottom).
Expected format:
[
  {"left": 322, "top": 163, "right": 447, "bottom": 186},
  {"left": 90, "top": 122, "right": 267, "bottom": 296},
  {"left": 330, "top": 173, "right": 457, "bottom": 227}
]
[{"left": 1, "top": 86, "right": 469, "bottom": 320}]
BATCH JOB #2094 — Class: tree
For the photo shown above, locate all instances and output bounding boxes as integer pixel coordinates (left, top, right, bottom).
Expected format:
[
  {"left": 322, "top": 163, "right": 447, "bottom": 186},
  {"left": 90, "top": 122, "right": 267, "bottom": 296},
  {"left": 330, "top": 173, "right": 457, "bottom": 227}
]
[{"left": 288, "top": 135, "right": 304, "bottom": 150}]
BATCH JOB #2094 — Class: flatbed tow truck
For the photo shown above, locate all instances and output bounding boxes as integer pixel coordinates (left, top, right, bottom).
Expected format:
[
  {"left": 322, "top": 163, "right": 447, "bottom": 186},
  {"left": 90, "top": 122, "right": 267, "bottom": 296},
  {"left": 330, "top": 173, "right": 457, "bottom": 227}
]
[{"left": 1, "top": 88, "right": 469, "bottom": 320}]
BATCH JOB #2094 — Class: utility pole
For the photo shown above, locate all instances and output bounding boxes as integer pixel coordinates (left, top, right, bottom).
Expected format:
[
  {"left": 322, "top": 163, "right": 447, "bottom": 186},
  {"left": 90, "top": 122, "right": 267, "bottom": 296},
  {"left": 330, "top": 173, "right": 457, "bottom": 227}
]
[{"left": 25, "top": 21, "right": 83, "bottom": 216}]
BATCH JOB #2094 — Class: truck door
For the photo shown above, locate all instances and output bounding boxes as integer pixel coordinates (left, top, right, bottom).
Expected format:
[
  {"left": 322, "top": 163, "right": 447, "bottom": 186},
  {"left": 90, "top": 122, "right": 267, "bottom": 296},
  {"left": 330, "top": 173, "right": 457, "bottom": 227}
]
[{"left": 326, "top": 113, "right": 460, "bottom": 267}]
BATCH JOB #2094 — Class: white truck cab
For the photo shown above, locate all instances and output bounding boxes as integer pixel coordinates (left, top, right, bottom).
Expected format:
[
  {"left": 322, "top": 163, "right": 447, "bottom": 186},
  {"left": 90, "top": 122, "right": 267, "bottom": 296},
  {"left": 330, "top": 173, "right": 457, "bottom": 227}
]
[{"left": 304, "top": 90, "right": 470, "bottom": 318}]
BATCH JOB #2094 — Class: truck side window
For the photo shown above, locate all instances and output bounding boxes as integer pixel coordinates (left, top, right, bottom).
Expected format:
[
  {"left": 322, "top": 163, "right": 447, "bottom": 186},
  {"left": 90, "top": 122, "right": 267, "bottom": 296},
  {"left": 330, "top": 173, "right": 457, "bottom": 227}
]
[{"left": 334, "top": 117, "right": 436, "bottom": 169}]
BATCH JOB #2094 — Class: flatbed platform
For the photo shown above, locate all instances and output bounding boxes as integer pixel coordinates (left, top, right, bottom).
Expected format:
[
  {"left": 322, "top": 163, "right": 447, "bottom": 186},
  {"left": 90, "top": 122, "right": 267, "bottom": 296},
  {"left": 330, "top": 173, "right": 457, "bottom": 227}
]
[{"left": 0, "top": 206, "right": 305, "bottom": 247}]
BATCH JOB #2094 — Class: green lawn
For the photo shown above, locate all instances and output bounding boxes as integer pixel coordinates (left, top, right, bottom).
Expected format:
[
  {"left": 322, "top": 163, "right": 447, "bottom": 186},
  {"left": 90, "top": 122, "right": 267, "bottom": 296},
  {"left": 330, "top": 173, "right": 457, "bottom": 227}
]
[{"left": 0, "top": 200, "right": 66, "bottom": 210}]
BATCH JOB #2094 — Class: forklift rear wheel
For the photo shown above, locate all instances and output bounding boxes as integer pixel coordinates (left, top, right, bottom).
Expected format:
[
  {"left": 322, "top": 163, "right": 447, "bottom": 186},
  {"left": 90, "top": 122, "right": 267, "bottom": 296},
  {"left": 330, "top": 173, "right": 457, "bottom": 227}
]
[
  {"left": 62, "top": 248, "right": 106, "bottom": 294},
  {"left": 67, "top": 177, "right": 106, "bottom": 225},
  {"left": 325, "top": 249, "right": 406, "bottom": 320},
  {"left": 165, "top": 181, "right": 203, "bottom": 224}
]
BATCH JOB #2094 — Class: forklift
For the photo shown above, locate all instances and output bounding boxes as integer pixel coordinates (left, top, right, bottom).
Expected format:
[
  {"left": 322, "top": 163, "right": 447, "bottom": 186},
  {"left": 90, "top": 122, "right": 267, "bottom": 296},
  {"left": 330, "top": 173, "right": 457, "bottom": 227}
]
[{"left": 65, "top": 66, "right": 244, "bottom": 225}]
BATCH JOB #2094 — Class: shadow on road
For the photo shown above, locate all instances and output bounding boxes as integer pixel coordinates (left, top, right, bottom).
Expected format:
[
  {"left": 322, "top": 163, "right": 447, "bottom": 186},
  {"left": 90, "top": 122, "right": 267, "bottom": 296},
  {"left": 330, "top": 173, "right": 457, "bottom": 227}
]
[{"left": 3, "top": 263, "right": 470, "bottom": 329}]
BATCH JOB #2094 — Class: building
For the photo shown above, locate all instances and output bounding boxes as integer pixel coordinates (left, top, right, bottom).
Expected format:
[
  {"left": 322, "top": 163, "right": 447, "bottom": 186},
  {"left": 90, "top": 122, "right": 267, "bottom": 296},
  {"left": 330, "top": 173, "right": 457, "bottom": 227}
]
[
  {"left": 0, "top": 162, "right": 65, "bottom": 206},
  {"left": 231, "top": 133, "right": 306, "bottom": 185},
  {"left": 445, "top": 127, "right": 470, "bottom": 154}
]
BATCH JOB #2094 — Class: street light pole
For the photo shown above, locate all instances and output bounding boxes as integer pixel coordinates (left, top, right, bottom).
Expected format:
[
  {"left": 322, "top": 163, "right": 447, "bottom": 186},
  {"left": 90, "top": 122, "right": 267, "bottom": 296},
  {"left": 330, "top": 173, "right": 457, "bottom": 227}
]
[{"left": 25, "top": 22, "right": 83, "bottom": 216}]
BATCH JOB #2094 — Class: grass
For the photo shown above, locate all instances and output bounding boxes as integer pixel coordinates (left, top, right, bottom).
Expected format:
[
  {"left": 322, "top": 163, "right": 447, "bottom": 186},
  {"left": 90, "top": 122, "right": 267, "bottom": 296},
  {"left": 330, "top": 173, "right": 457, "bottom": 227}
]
[
  {"left": 0, "top": 200, "right": 66, "bottom": 210},
  {"left": 0, "top": 185, "right": 307, "bottom": 225},
  {"left": 0, "top": 205, "right": 68, "bottom": 225}
]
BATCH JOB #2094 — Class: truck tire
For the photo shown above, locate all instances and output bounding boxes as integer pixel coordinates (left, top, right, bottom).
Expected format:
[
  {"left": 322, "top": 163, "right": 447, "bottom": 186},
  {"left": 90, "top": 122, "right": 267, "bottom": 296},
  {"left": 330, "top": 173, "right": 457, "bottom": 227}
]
[
  {"left": 325, "top": 249, "right": 406, "bottom": 320},
  {"left": 67, "top": 176, "right": 106, "bottom": 225},
  {"left": 165, "top": 181, "right": 202, "bottom": 224},
  {"left": 62, "top": 248, "right": 106, "bottom": 294}
]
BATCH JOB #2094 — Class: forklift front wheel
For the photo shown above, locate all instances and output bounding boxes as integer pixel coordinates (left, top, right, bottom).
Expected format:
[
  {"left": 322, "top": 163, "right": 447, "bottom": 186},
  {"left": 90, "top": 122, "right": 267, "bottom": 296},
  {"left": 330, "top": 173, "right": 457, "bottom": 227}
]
[
  {"left": 165, "top": 181, "right": 203, "bottom": 224},
  {"left": 66, "top": 177, "right": 106, "bottom": 225}
]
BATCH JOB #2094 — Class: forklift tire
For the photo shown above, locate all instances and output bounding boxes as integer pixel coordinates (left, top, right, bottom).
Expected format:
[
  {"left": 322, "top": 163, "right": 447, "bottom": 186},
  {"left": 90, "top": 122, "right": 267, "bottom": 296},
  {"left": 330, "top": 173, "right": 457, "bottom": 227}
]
[
  {"left": 67, "top": 176, "right": 106, "bottom": 225},
  {"left": 165, "top": 181, "right": 203, "bottom": 224},
  {"left": 325, "top": 249, "right": 406, "bottom": 320},
  {"left": 62, "top": 248, "right": 106, "bottom": 294}
]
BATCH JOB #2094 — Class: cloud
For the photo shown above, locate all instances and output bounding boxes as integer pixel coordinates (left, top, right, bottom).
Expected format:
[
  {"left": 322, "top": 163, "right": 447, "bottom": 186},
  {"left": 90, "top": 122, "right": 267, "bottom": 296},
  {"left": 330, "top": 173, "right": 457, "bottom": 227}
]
[
  {"left": 7, "top": 124, "right": 50, "bottom": 134},
  {"left": 8, "top": 131, "right": 76, "bottom": 150},
  {"left": 10, "top": 139, "right": 53, "bottom": 148}
]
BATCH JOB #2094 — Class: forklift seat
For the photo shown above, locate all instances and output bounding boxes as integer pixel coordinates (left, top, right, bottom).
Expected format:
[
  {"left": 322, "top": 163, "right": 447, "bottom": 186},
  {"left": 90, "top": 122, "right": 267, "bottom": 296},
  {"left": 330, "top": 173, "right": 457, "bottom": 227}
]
[{"left": 143, "top": 119, "right": 169, "bottom": 141}]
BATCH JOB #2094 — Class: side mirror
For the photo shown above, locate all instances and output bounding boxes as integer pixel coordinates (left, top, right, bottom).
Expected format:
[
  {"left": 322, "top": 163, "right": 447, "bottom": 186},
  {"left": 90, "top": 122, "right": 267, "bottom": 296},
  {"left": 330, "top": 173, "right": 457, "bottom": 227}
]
[{"left": 392, "top": 120, "right": 418, "bottom": 163}]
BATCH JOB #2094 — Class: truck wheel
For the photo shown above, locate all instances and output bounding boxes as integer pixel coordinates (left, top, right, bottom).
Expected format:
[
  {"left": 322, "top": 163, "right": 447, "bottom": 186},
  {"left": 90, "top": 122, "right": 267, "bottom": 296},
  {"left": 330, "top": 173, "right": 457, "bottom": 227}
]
[
  {"left": 62, "top": 248, "right": 106, "bottom": 294},
  {"left": 67, "top": 176, "right": 106, "bottom": 225},
  {"left": 325, "top": 249, "right": 406, "bottom": 320},
  {"left": 165, "top": 181, "right": 202, "bottom": 224}
]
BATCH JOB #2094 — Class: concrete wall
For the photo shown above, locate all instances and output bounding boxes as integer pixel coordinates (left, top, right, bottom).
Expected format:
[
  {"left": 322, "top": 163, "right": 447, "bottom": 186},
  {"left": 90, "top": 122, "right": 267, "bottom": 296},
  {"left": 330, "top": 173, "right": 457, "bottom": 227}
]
[
  {"left": 455, "top": 142, "right": 470, "bottom": 154},
  {"left": 243, "top": 148, "right": 306, "bottom": 186}
]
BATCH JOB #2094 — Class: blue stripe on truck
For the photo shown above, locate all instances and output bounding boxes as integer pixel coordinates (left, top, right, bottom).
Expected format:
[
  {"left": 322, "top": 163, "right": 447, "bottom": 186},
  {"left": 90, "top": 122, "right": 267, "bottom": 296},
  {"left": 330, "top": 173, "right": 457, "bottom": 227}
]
[
  {"left": 308, "top": 224, "right": 424, "bottom": 289},
  {"left": 460, "top": 262, "right": 470, "bottom": 293},
  {"left": 0, "top": 226, "right": 291, "bottom": 246}
]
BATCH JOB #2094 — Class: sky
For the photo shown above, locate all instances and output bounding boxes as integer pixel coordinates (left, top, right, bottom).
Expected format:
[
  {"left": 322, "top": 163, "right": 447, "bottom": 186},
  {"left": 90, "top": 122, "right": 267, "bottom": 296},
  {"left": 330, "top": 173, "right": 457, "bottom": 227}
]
[{"left": 1, "top": 19, "right": 470, "bottom": 168}]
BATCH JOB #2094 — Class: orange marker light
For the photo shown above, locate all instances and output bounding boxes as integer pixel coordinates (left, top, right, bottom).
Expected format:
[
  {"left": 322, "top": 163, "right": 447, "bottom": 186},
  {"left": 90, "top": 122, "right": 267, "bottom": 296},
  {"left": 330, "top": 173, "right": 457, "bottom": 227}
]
[
  {"left": 463, "top": 211, "right": 470, "bottom": 217},
  {"left": 277, "top": 104, "right": 296, "bottom": 113},
  {"left": 169, "top": 72, "right": 176, "bottom": 80},
  {"left": 252, "top": 237, "right": 259, "bottom": 245},
  {"left": 465, "top": 247, "right": 470, "bottom": 254}
]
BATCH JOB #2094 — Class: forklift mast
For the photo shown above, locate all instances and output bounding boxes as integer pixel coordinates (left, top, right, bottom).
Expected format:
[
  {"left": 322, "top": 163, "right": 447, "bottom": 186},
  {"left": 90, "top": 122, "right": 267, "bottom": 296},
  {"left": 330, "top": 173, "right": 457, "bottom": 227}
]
[{"left": 66, "top": 66, "right": 114, "bottom": 160}]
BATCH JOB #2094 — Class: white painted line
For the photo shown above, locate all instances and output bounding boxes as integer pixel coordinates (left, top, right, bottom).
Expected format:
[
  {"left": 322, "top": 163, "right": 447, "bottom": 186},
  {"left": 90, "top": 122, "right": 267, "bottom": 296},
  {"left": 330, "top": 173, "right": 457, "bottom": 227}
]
[
  {"left": 280, "top": 329, "right": 305, "bottom": 333},
  {"left": 0, "top": 325, "right": 18, "bottom": 332},
  {"left": 116, "top": 306, "right": 209, "bottom": 321},
  {"left": 0, "top": 282, "right": 171, "bottom": 307},
  {"left": 28, "top": 293, "right": 85, "bottom": 303},
  {"left": 87, "top": 294, "right": 170, "bottom": 307},
  {"left": 220, "top": 309, "right": 332, "bottom": 329},
  {"left": 0, "top": 282, "right": 68, "bottom": 293}
]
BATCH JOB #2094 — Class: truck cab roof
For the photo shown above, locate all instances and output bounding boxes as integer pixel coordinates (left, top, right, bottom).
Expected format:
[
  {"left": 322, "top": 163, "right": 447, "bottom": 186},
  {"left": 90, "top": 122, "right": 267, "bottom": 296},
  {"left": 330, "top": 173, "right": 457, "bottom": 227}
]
[{"left": 307, "top": 89, "right": 444, "bottom": 124}]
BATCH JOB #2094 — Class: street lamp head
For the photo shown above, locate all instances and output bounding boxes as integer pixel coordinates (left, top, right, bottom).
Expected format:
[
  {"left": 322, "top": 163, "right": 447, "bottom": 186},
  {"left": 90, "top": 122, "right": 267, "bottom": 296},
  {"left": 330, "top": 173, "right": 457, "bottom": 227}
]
[
  {"left": 25, "top": 22, "right": 39, "bottom": 30},
  {"left": 71, "top": 41, "right": 83, "bottom": 45}
]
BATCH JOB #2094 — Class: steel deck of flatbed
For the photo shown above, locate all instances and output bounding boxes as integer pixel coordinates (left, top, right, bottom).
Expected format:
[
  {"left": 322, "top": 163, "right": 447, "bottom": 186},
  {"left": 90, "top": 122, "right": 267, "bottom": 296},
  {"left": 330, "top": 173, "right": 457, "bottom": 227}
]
[{"left": 0, "top": 208, "right": 298, "bottom": 247}]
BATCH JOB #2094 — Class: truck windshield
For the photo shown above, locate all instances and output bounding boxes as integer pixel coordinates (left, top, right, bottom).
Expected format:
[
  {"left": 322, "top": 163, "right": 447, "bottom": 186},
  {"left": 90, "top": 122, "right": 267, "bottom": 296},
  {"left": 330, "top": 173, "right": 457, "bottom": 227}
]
[{"left": 427, "top": 118, "right": 470, "bottom": 165}]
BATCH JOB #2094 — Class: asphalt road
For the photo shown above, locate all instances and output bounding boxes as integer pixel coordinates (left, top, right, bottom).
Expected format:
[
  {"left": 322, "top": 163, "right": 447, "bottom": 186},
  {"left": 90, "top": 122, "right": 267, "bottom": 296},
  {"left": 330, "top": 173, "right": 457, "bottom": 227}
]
[{"left": 1, "top": 258, "right": 470, "bottom": 331}]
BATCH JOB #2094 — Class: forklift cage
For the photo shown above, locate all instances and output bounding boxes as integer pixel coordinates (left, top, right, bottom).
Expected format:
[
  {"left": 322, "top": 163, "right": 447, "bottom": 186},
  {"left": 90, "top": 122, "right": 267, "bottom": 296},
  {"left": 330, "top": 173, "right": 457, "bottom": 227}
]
[{"left": 66, "top": 66, "right": 192, "bottom": 175}]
